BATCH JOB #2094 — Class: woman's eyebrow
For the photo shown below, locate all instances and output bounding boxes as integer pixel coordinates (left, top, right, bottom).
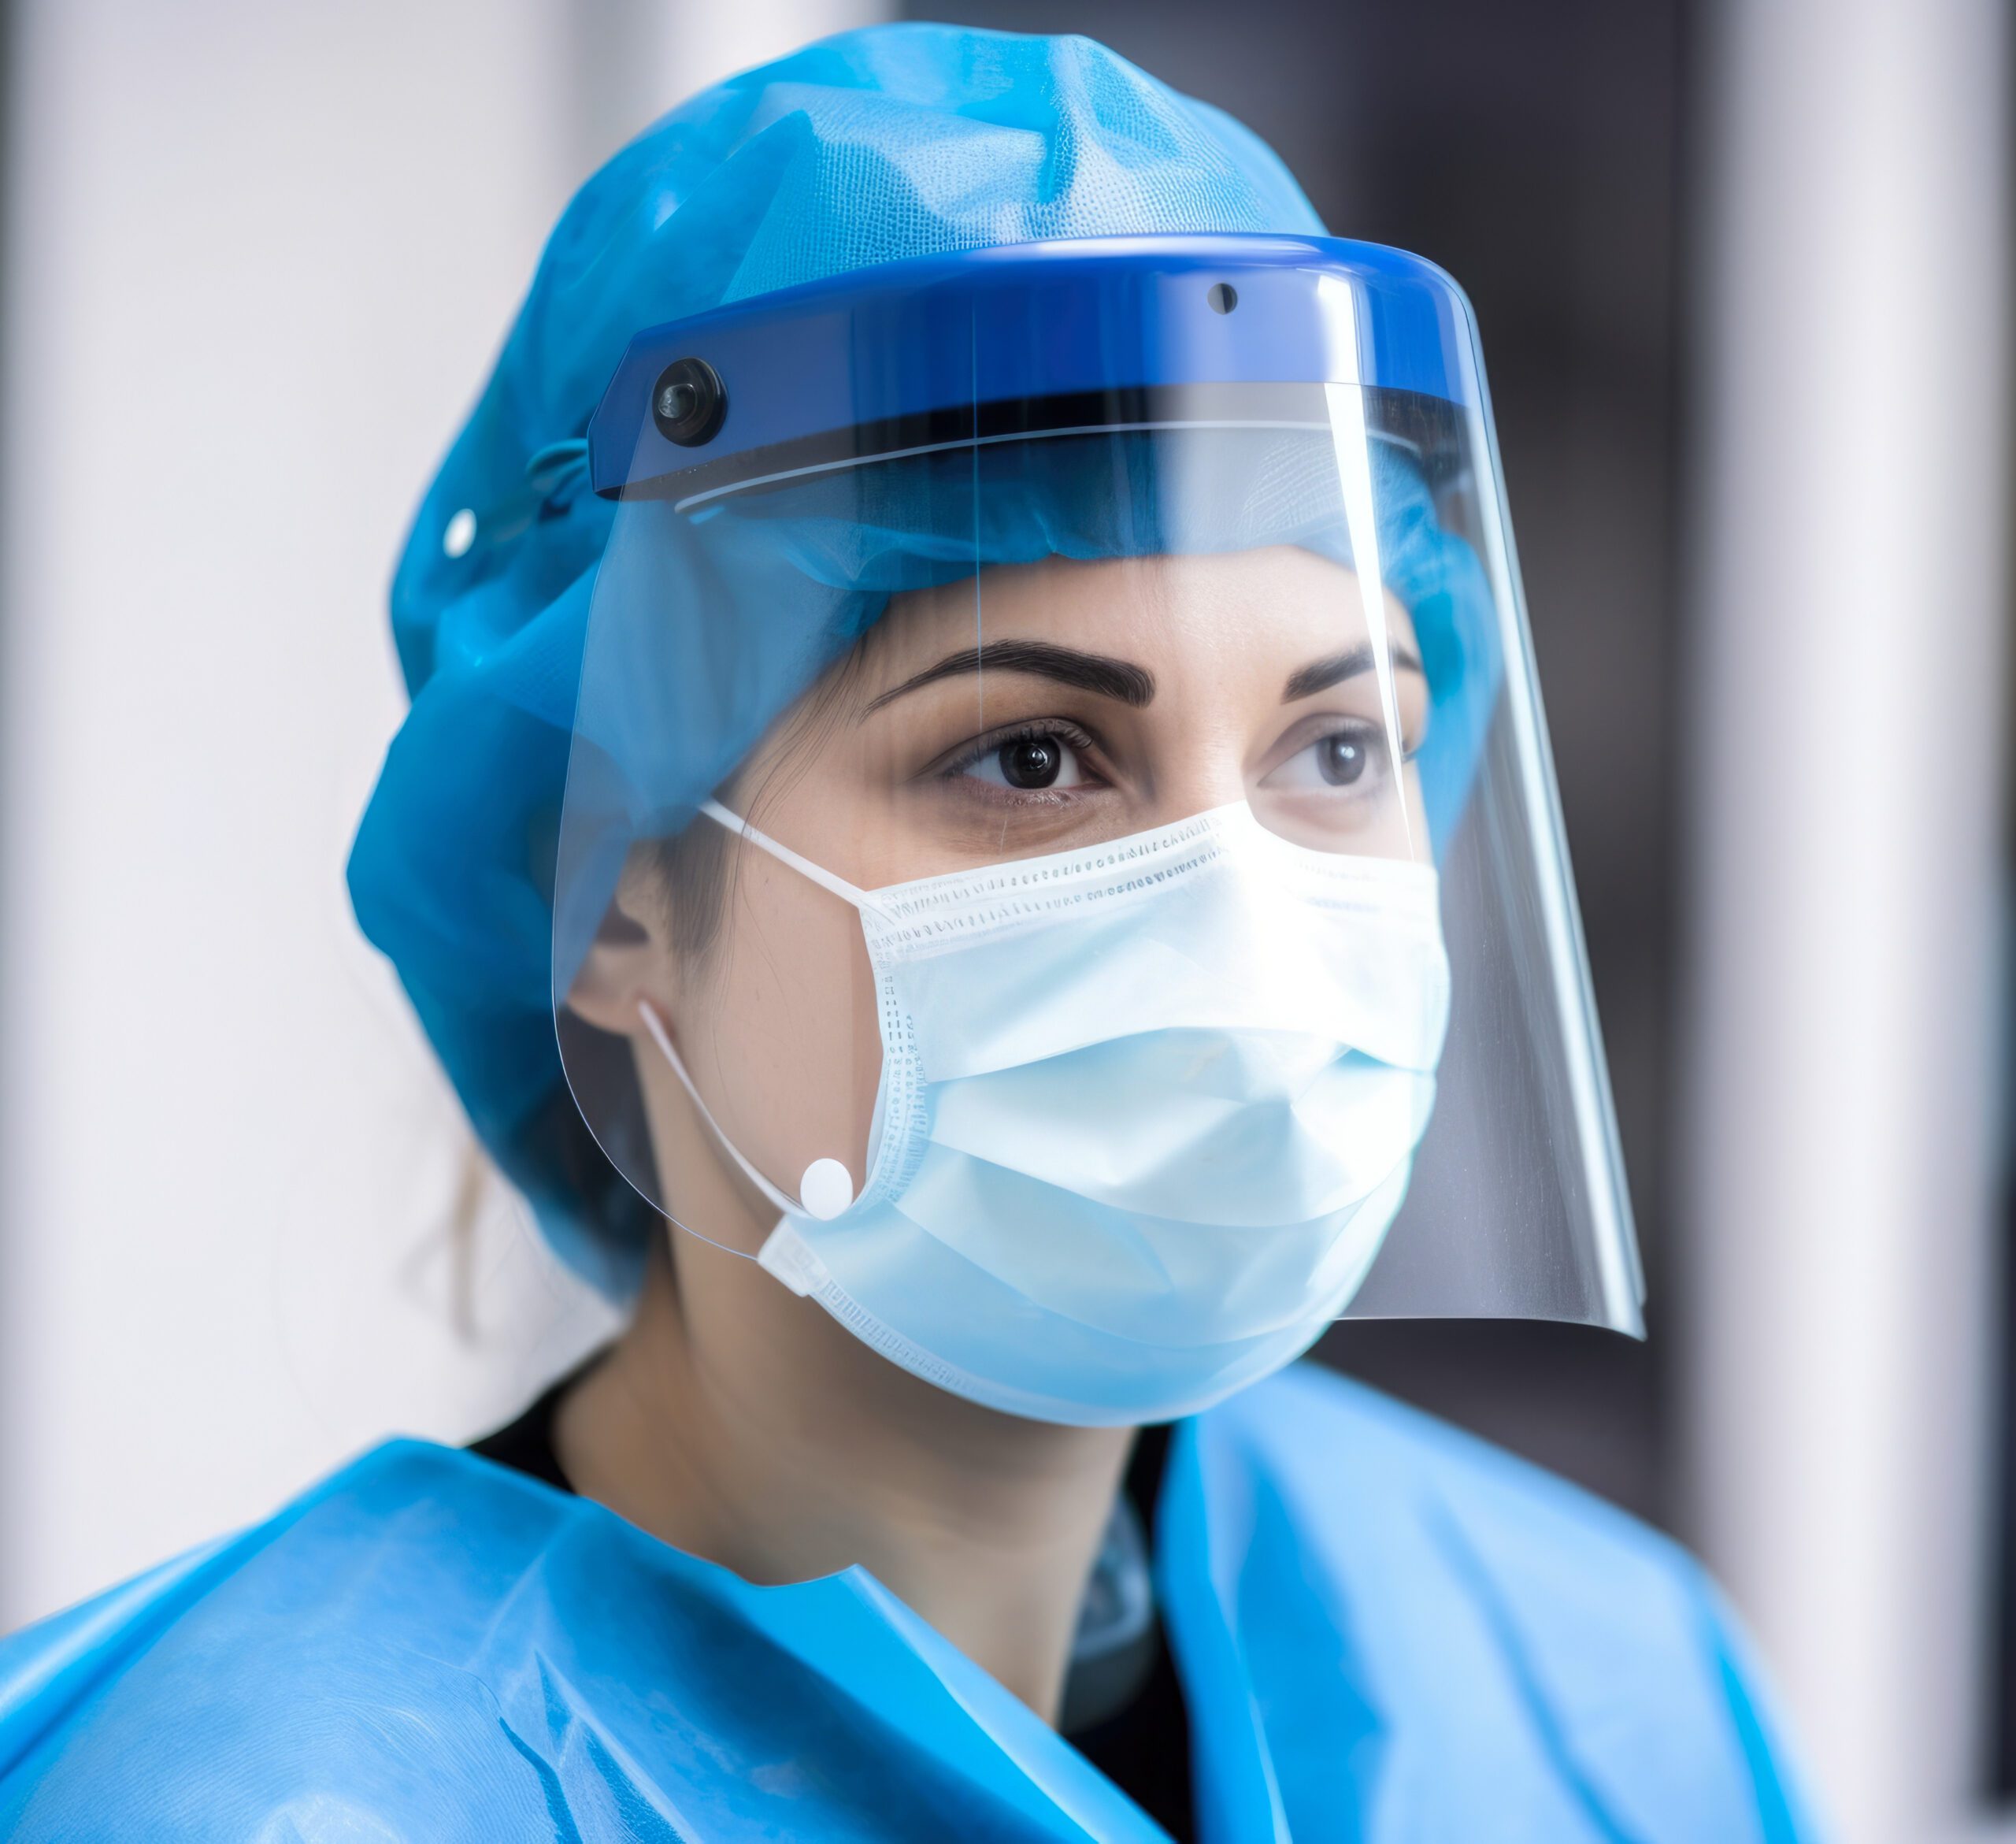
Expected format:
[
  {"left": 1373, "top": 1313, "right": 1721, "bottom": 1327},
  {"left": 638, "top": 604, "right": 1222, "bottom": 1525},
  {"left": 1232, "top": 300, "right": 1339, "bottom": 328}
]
[
  {"left": 1283, "top": 641, "right": 1425, "bottom": 702},
  {"left": 865, "top": 640, "right": 1157, "bottom": 712}
]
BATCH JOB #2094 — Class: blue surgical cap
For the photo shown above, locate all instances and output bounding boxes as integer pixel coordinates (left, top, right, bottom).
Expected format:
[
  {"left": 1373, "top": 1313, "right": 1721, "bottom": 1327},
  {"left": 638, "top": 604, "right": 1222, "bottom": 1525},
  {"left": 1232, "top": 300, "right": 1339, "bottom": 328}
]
[{"left": 349, "top": 24, "right": 1489, "bottom": 1296}]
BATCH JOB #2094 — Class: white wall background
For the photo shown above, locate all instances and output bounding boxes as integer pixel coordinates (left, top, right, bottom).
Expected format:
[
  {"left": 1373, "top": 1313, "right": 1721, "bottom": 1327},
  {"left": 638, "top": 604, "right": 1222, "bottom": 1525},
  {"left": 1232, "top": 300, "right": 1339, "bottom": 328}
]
[
  {"left": 1681, "top": 0, "right": 2009, "bottom": 1838},
  {"left": 0, "top": 0, "right": 880, "bottom": 1632}
]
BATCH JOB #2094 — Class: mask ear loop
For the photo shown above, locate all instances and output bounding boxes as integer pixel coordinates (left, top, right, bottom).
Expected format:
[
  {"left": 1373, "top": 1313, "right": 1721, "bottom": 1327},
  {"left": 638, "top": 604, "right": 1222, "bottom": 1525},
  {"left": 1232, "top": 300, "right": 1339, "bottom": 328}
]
[
  {"left": 632, "top": 798, "right": 867, "bottom": 1228},
  {"left": 635, "top": 1000, "right": 857, "bottom": 1225},
  {"left": 699, "top": 797, "right": 873, "bottom": 909}
]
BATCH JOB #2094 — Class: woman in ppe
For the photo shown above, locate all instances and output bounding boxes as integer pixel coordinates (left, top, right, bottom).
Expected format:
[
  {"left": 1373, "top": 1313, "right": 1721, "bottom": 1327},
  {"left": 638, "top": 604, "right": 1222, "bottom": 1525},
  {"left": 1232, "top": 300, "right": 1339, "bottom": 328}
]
[{"left": 0, "top": 25, "right": 1819, "bottom": 1843}]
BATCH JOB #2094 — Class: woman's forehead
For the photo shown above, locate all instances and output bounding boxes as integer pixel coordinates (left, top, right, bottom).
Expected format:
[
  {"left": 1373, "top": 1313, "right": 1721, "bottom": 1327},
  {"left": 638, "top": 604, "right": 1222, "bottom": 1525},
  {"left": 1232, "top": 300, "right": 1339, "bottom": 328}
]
[{"left": 866, "top": 547, "right": 1417, "bottom": 681}]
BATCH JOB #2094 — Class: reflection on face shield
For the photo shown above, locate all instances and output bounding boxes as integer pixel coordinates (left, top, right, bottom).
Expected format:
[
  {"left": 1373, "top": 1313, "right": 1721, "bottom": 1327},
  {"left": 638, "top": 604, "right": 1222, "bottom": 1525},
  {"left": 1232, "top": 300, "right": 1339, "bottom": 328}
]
[{"left": 635, "top": 794, "right": 1450, "bottom": 1426}]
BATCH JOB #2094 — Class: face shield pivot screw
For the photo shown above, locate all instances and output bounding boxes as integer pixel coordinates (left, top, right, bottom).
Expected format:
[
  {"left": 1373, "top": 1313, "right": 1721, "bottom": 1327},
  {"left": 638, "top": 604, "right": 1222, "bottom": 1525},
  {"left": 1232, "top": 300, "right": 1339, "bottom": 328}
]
[
  {"left": 650, "top": 356, "right": 728, "bottom": 447},
  {"left": 1207, "top": 283, "right": 1238, "bottom": 314}
]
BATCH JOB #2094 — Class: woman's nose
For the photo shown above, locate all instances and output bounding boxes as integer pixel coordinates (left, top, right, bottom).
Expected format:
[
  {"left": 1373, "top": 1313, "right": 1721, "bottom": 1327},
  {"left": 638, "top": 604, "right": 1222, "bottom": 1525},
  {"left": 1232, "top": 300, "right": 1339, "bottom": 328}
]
[{"left": 1137, "top": 723, "right": 1254, "bottom": 828}]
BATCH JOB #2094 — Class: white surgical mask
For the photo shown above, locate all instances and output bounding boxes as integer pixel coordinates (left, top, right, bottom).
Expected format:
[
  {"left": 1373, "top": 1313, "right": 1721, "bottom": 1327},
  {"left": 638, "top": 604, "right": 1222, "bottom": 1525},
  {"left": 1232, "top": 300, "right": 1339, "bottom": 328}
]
[{"left": 643, "top": 800, "right": 1451, "bottom": 1426}]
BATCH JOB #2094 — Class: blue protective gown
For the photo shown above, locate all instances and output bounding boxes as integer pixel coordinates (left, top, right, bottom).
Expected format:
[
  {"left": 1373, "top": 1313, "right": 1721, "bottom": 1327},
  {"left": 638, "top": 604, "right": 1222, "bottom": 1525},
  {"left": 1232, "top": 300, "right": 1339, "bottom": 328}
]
[{"left": 0, "top": 1364, "right": 1818, "bottom": 1841}]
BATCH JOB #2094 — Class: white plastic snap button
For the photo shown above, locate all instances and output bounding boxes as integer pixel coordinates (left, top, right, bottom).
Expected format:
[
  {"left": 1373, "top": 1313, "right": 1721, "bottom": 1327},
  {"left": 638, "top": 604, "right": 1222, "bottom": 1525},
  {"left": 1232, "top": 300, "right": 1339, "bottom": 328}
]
[
  {"left": 442, "top": 508, "right": 477, "bottom": 558},
  {"left": 799, "top": 1158, "right": 854, "bottom": 1221}
]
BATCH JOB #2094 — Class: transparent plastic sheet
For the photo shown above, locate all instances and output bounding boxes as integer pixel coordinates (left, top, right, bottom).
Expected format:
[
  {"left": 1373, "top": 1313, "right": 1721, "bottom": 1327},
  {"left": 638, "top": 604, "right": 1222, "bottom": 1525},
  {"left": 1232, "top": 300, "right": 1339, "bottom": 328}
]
[{"left": 553, "top": 240, "right": 1641, "bottom": 1422}]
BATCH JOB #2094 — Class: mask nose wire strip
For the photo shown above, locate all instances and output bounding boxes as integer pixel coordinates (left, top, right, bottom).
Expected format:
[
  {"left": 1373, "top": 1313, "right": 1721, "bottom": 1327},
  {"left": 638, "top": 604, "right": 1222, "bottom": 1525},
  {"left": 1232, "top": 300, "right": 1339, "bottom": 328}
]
[
  {"left": 634, "top": 997, "right": 796, "bottom": 1231},
  {"left": 700, "top": 798, "right": 873, "bottom": 910}
]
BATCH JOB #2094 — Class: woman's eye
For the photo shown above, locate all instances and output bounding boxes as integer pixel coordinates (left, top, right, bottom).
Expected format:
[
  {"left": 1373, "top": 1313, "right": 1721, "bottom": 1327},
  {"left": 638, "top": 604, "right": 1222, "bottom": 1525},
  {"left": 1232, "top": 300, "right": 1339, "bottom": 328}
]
[
  {"left": 962, "top": 732, "right": 1088, "bottom": 792},
  {"left": 1262, "top": 720, "right": 1392, "bottom": 794},
  {"left": 1317, "top": 731, "right": 1372, "bottom": 786}
]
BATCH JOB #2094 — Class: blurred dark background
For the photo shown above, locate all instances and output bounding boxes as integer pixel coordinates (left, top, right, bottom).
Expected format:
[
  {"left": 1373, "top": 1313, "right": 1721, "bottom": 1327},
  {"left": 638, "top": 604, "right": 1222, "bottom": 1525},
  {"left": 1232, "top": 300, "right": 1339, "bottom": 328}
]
[{"left": 906, "top": 0, "right": 1691, "bottom": 1523}]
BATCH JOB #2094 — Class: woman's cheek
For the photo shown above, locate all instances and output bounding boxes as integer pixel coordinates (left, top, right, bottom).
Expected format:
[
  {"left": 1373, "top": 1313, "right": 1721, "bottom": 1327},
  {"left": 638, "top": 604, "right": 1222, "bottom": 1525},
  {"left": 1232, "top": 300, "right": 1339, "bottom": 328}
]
[{"left": 706, "top": 854, "right": 884, "bottom": 1197}]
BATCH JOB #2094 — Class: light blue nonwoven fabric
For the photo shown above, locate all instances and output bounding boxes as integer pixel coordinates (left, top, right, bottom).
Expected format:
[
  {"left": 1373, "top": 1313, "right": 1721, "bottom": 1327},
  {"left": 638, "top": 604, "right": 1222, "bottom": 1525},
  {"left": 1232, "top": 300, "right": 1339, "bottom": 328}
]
[
  {"left": 0, "top": 1366, "right": 1818, "bottom": 1841},
  {"left": 346, "top": 23, "right": 1502, "bottom": 1297}
]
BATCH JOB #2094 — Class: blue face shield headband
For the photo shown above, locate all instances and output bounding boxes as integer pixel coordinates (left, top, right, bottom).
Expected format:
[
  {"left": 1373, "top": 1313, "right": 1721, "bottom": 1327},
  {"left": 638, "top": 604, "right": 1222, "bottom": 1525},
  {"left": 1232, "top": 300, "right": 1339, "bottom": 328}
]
[{"left": 539, "top": 234, "right": 1639, "bottom": 1415}]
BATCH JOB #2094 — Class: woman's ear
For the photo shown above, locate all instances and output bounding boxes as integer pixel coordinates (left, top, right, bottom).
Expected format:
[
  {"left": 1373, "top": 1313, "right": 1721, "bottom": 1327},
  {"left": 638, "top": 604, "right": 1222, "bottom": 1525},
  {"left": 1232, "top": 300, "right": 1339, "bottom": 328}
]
[{"left": 565, "top": 871, "right": 673, "bottom": 1037}]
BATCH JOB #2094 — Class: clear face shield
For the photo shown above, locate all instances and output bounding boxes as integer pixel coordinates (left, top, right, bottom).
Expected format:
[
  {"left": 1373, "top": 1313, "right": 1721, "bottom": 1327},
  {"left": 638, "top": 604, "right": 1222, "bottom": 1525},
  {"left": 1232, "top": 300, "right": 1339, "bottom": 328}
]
[{"left": 554, "top": 237, "right": 1641, "bottom": 1426}]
